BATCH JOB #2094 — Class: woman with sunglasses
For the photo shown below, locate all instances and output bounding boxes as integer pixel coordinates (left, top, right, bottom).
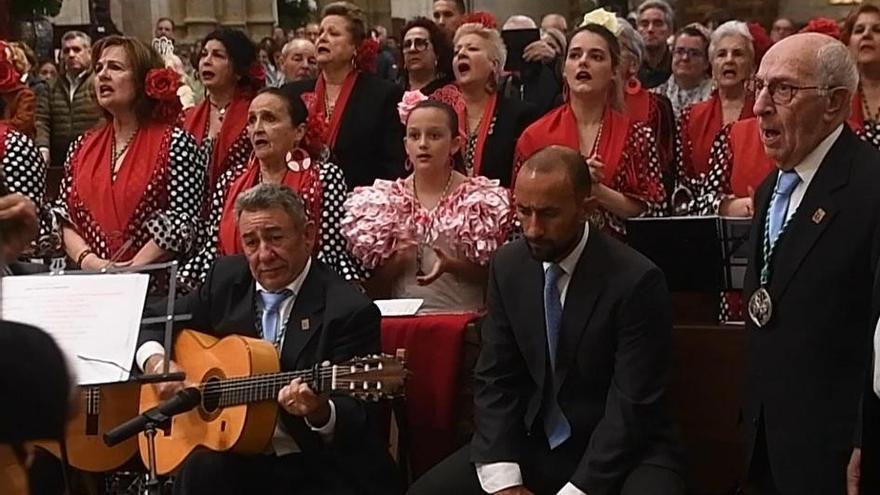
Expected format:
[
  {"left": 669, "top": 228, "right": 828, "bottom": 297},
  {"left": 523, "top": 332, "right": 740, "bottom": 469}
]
[
  {"left": 672, "top": 21, "right": 756, "bottom": 213},
  {"left": 400, "top": 17, "right": 454, "bottom": 96}
]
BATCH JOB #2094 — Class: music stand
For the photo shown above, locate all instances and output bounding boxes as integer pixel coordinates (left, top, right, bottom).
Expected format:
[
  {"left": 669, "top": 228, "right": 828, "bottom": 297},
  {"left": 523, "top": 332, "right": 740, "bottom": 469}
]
[
  {"left": 626, "top": 216, "right": 752, "bottom": 323},
  {"left": 44, "top": 260, "right": 191, "bottom": 495}
]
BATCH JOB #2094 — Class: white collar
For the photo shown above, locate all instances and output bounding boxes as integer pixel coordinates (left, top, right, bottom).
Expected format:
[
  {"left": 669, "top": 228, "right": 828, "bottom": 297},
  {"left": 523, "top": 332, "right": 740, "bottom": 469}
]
[
  {"left": 542, "top": 222, "right": 590, "bottom": 277},
  {"left": 255, "top": 257, "right": 312, "bottom": 296},
  {"left": 786, "top": 124, "right": 843, "bottom": 185}
]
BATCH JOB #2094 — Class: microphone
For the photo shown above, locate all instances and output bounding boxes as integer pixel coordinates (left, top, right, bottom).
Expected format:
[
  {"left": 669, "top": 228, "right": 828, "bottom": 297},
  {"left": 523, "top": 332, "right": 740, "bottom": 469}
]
[{"left": 104, "top": 387, "right": 201, "bottom": 446}]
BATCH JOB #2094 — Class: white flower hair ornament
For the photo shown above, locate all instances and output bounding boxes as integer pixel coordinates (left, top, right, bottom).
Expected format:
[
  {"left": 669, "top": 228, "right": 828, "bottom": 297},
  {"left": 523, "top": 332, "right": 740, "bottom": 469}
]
[{"left": 579, "top": 8, "right": 622, "bottom": 37}]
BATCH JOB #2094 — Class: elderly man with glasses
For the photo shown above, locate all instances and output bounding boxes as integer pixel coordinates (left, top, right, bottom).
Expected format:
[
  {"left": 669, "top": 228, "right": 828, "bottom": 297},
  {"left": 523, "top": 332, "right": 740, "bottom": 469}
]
[{"left": 741, "top": 32, "right": 880, "bottom": 495}]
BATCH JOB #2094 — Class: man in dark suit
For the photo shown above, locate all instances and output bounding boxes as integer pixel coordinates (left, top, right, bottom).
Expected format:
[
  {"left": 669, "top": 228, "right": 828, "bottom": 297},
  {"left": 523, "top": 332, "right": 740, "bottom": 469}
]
[
  {"left": 136, "top": 183, "right": 400, "bottom": 495},
  {"left": 861, "top": 267, "right": 880, "bottom": 493},
  {"left": 409, "top": 145, "right": 683, "bottom": 495},
  {"left": 742, "top": 33, "right": 880, "bottom": 495}
]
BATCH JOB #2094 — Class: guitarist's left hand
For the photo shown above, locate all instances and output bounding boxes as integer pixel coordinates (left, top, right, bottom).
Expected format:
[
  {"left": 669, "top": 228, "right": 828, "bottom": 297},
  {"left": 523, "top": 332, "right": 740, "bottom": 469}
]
[{"left": 278, "top": 377, "right": 331, "bottom": 428}]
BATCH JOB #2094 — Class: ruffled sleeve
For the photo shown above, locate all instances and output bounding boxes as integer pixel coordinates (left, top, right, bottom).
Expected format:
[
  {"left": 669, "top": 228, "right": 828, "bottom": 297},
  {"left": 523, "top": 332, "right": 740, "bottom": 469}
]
[
  {"left": 144, "top": 127, "right": 204, "bottom": 255},
  {"left": 341, "top": 179, "right": 418, "bottom": 270},
  {"left": 434, "top": 176, "right": 513, "bottom": 266}
]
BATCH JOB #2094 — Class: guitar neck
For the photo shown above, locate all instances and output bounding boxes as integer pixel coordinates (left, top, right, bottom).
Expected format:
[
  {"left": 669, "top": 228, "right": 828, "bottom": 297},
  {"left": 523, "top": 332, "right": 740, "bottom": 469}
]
[{"left": 202, "top": 365, "right": 350, "bottom": 408}]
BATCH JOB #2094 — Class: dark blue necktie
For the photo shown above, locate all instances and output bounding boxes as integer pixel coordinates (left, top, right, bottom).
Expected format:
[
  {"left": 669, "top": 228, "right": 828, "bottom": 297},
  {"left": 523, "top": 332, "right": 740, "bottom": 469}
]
[{"left": 543, "top": 263, "right": 571, "bottom": 449}]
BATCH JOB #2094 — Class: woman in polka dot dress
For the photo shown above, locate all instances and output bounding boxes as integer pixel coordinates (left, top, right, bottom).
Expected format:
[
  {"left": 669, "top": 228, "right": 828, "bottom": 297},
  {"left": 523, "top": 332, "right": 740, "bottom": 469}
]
[
  {"left": 515, "top": 16, "right": 666, "bottom": 238},
  {"left": 844, "top": 4, "right": 880, "bottom": 151},
  {"left": 0, "top": 123, "right": 45, "bottom": 205},
  {"left": 44, "top": 36, "right": 204, "bottom": 274},
  {"left": 178, "top": 86, "right": 362, "bottom": 289},
  {"left": 182, "top": 28, "right": 260, "bottom": 195}
]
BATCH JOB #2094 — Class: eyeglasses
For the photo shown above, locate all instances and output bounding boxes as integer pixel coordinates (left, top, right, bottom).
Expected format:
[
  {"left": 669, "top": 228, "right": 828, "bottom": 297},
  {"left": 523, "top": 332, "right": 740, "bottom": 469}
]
[
  {"left": 672, "top": 47, "right": 705, "bottom": 59},
  {"left": 753, "top": 79, "right": 840, "bottom": 106},
  {"left": 403, "top": 38, "right": 431, "bottom": 52}
]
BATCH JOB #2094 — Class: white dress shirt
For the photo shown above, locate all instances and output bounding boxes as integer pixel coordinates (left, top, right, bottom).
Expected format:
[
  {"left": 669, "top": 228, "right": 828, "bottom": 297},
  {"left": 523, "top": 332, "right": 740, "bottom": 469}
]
[
  {"left": 782, "top": 124, "right": 842, "bottom": 223},
  {"left": 476, "top": 224, "right": 591, "bottom": 495},
  {"left": 135, "top": 258, "right": 335, "bottom": 456},
  {"left": 874, "top": 317, "right": 880, "bottom": 399}
]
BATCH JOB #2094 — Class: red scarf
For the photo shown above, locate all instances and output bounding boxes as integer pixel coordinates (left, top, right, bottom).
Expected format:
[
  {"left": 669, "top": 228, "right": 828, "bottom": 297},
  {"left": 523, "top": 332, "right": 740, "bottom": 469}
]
[
  {"left": 515, "top": 103, "right": 630, "bottom": 185},
  {"left": 728, "top": 118, "right": 774, "bottom": 197},
  {"left": 309, "top": 71, "right": 359, "bottom": 149},
  {"left": 183, "top": 93, "right": 251, "bottom": 187},
  {"left": 217, "top": 153, "right": 322, "bottom": 255},
  {"left": 457, "top": 92, "right": 498, "bottom": 177},
  {"left": 849, "top": 92, "right": 866, "bottom": 134},
  {"left": 68, "top": 123, "right": 171, "bottom": 258},
  {"left": 684, "top": 93, "right": 756, "bottom": 177}
]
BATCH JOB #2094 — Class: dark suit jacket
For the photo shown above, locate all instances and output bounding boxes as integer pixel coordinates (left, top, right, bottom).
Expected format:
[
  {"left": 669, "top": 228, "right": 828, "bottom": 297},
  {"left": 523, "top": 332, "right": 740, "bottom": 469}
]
[
  {"left": 862, "top": 265, "right": 880, "bottom": 493},
  {"left": 141, "top": 256, "right": 401, "bottom": 495},
  {"left": 471, "top": 230, "right": 681, "bottom": 495},
  {"left": 480, "top": 96, "right": 540, "bottom": 188},
  {"left": 8, "top": 261, "right": 48, "bottom": 275},
  {"left": 743, "top": 126, "right": 880, "bottom": 494},
  {"left": 283, "top": 73, "right": 405, "bottom": 190}
]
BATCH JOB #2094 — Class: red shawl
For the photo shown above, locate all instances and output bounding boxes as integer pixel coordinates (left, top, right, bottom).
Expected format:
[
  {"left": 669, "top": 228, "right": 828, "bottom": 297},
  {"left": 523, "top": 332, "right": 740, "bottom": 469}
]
[
  {"left": 849, "top": 92, "right": 866, "bottom": 134},
  {"left": 515, "top": 103, "right": 630, "bottom": 186},
  {"left": 68, "top": 123, "right": 171, "bottom": 259},
  {"left": 683, "top": 93, "right": 756, "bottom": 178},
  {"left": 183, "top": 93, "right": 251, "bottom": 187},
  {"left": 305, "top": 71, "right": 359, "bottom": 150},
  {"left": 458, "top": 92, "right": 498, "bottom": 177},
  {"left": 728, "top": 118, "right": 774, "bottom": 197},
  {"left": 217, "top": 153, "right": 322, "bottom": 256},
  {"left": 624, "top": 82, "right": 652, "bottom": 123}
]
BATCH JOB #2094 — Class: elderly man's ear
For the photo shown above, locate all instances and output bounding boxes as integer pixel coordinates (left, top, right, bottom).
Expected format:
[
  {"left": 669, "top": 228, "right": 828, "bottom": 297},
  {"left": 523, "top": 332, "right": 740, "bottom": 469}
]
[{"left": 825, "top": 88, "right": 851, "bottom": 120}]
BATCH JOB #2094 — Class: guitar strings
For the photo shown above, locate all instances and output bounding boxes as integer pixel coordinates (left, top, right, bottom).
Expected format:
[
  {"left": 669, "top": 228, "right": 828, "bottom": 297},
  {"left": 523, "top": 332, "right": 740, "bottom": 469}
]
[{"left": 196, "top": 368, "right": 397, "bottom": 399}]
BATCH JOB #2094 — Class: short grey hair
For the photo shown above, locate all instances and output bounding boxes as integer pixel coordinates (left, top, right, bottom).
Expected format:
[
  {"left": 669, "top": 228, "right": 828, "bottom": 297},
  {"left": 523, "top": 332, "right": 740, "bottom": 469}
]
[
  {"left": 709, "top": 21, "right": 754, "bottom": 62},
  {"left": 503, "top": 15, "right": 537, "bottom": 30},
  {"left": 61, "top": 30, "right": 92, "bottom": 47},
  {"left": 816, "top": 41, "right": 859, "bottom": 94},
  {"left": 454, "top": 22, "right": 507, "bottom": 77},
  {"left": 617, "top": 18, "right": 646, "bottom": 67},
  {"left": 234, "top": 183, "right": 308, "bottom": 228},
  {"left": 637, "top": 0, "right": 675, "bottom": 29},
  {"left": 282, "top": 38, "right": 315, "bottom": 58}
]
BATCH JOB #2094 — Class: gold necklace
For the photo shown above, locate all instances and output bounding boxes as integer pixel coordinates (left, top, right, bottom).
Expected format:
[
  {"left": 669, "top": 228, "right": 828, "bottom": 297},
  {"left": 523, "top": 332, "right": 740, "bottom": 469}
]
[{"left": 413, "top": 171, "right": 454, "bottom": 277}]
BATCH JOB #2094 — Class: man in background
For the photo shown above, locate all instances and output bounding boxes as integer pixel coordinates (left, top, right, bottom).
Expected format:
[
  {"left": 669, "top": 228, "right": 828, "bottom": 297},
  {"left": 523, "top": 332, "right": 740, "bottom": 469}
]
[
  {"left": 636, "top": 0, "right": 674, "bottom": 89},
  {"left": 281, "top": 39, "right": 318, "bottom": 82}
]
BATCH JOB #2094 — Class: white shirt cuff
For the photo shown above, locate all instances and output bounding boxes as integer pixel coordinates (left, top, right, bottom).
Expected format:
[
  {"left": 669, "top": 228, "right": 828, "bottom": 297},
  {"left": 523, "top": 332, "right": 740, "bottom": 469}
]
[
  {"left": 558, "top": 482, "right": 587, "bottom": 495},
  {"left": 304, "top": 399, "right": 336, "bottom": 442},
  {"left": 873, "top": 318, "right": 880, "bottom": 399},
  {"left": 476, "top": 462, "right": 523, "bottom": 493},
  {"left": 136, "top": 341, "right": 166, "bottom": 372}
]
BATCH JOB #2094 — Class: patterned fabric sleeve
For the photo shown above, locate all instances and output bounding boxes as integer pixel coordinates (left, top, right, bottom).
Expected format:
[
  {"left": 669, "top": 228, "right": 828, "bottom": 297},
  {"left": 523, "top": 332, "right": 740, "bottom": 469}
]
[
  {"left": 614, "top": 123, "right": 667, "bottom": 217},
  {"left": 36, "top": 135, "right": 85, "bottom": 257},
  {"left": 692, "top": 125, "right": 734, "bottom": 216},
  {"left": 341, "top": 179, "right": 418, "bottom": 271},
  {"left": 434, "top": 176, "right": 513, "bottom": 266},
  {"left": 3, "top": 129, "right": 46, "bottom": 204},
  {"left": 317, "top": 162, "right": 366, "bottom": 281},
  {"left": 176, "top": 160, "right": 247, "bottom": 290},
  {"left": 144, "top": 127, "right": 204, "bottom": 256}
]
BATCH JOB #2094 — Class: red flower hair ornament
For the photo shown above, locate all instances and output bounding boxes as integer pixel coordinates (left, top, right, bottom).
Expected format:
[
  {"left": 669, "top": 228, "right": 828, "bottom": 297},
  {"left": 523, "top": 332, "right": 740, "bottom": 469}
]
[
  {"left": 145, "top": 67, "right": 183, "bottom": 124},
  {"left": 799, "top": 17, "right": 841, "bottom": 40},
  {"left": 356, "top": 38, "right": 379, "bottom": 74},
  {"left": 460, "top": 12, "right": 498, "bottom": 30}
]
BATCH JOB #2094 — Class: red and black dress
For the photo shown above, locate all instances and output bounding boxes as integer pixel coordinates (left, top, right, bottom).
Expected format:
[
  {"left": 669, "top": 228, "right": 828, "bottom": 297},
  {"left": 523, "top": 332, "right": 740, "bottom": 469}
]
[
  {"left": 624, "top": 80, "right": 675, "bottom": 198},
  {"left": 515, "top": 103, "right": 666, "bottom": 237},
  {"left": 848, "top": 91, "right": 880, "bottom": 151}
]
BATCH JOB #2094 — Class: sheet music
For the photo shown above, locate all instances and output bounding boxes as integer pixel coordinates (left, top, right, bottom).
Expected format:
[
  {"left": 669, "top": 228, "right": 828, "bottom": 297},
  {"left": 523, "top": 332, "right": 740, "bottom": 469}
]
[
  {"left": 374, "top": 299, "right": 424, "bottom": 317},
  {"left": 0, "top": 274, "right": 149, "bottom": 385}
]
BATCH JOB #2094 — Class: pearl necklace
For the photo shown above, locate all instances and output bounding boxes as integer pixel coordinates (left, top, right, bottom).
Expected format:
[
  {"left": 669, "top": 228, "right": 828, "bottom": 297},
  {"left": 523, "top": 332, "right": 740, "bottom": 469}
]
[{"left": 412, "top": 171, "right": 454, "bottom": 277}]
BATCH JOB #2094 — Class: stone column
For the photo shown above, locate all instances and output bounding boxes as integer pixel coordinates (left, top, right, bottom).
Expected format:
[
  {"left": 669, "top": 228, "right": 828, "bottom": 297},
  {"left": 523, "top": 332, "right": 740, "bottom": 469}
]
[
  {"left": 184, "top": 0, "right": 220, "bottom": 41},
  {"left": 246, "top": 0, "right": 277, "bottom": 40}
]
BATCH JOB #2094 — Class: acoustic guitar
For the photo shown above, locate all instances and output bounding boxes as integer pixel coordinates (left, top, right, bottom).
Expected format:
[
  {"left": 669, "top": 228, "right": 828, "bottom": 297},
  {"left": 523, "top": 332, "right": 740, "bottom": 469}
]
[
  {"left": 138, "top": 329, "right": 406, "bottom": 475},
  {"left": 36, "top": 383, "right": 140, "bottom": 472}
]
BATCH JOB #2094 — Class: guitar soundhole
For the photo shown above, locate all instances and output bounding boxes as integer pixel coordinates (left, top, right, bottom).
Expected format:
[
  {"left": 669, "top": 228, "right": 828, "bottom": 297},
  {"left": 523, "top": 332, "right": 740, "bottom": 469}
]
[{"left": 202, "top": 376, "right": 222, "bottom": 413}]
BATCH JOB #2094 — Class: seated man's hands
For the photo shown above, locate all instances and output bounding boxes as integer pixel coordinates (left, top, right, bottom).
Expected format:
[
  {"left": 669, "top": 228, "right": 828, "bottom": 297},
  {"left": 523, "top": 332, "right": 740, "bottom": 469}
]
[
  {"left": 278, "top": 377, "right": 331, "bottom": 428},
  {"left": 0, "top": 193, "right": 38, "bottom": 260},
  {"left": 144, "top": 354, "right": 187, "bottom": 400}
]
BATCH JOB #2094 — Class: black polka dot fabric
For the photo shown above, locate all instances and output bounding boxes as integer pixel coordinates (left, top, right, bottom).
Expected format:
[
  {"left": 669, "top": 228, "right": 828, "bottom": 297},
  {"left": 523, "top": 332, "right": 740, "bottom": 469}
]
[
  {"left": 856, "top": 122, "right": 880, "bottom": 151},
  {"left": 2, "top": 129, "right": 46, "bottom": 204}
]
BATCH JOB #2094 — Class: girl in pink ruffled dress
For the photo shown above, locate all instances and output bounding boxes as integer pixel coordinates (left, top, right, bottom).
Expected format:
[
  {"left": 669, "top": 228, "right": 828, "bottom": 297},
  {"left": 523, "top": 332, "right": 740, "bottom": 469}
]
[{"left": 341, "top": 99, "right": 513, "bottom": 313}]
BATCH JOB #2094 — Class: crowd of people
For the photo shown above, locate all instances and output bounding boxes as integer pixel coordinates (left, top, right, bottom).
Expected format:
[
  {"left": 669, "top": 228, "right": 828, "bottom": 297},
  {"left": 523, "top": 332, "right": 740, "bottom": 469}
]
[{"left": 4, "top": 0, "right": 880, "bottom": 494}]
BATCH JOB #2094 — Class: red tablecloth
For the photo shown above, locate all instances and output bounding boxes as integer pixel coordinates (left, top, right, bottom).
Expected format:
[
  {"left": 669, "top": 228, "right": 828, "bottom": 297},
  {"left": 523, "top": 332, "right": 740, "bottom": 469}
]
[{"left": 381, "top": 312, "right": 479, "bottom": 477}]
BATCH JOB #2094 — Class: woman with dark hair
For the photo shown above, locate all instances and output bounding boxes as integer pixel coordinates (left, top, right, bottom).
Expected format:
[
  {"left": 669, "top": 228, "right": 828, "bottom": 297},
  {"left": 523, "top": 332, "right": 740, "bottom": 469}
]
[
  {"left": 516, "top": 11, "right": 666, "bottom": 238},
  {"left": 183, "top": 28, "right": 262, "bottom": 193},
  {"left": 286, "top": 1, "right": 405, "bottom": 190},
  {"left": 178, "top": 86, "right": 361, "bottom": 288},
  {"left": 343, "top": 99, "right": 511, "bottom": 313},
  {"left": 844, "top": 3, "right": 880, "bottom": 149},
  {"left": 258, "top": 37, "right": 285, "bottom": 88},
  {"left": 399, "top": 17, "right": 454, "bottom": 95},
  {"left": 44, "top": 35, "right": 203, "bottom": 272}
]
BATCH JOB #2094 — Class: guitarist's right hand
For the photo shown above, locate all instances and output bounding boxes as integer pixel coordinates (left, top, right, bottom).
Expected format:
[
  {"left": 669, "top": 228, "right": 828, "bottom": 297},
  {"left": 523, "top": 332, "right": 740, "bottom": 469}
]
[{"left": 144, "top": 354, "right": 187, "bottom": 400}]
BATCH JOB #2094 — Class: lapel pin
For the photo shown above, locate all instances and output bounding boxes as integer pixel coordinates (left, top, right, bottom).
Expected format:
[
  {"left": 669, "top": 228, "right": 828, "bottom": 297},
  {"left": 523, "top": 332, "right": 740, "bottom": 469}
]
[
  {"left": 812, "top": 208, "right": 826, "bottom": 224},
  {"left": 300, "top": 318, "right": 310, "bottom": 331}
]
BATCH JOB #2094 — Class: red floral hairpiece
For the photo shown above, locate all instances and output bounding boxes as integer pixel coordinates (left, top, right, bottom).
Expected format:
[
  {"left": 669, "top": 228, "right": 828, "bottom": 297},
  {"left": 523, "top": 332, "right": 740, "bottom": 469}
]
[
  {"left": 799, "top": 17, "right": 841, "bottom": 40},
  {"left": 356, "top": 38, "right": 379, "bottom": 74},
  {"left": 747, "top": 22, "right": 772, "bottom": 64},
  {"left": 145, "top": 67, "right": 183, "bottom": 124},
  {"left": 304, "top": 111, "right": 328, "bottom": 159},
  {"left": 248, "top": 61, "right": 266, "bottom": 88},
  {"left": 460, "top": 12, "right": 498, "bottom": 30}
]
